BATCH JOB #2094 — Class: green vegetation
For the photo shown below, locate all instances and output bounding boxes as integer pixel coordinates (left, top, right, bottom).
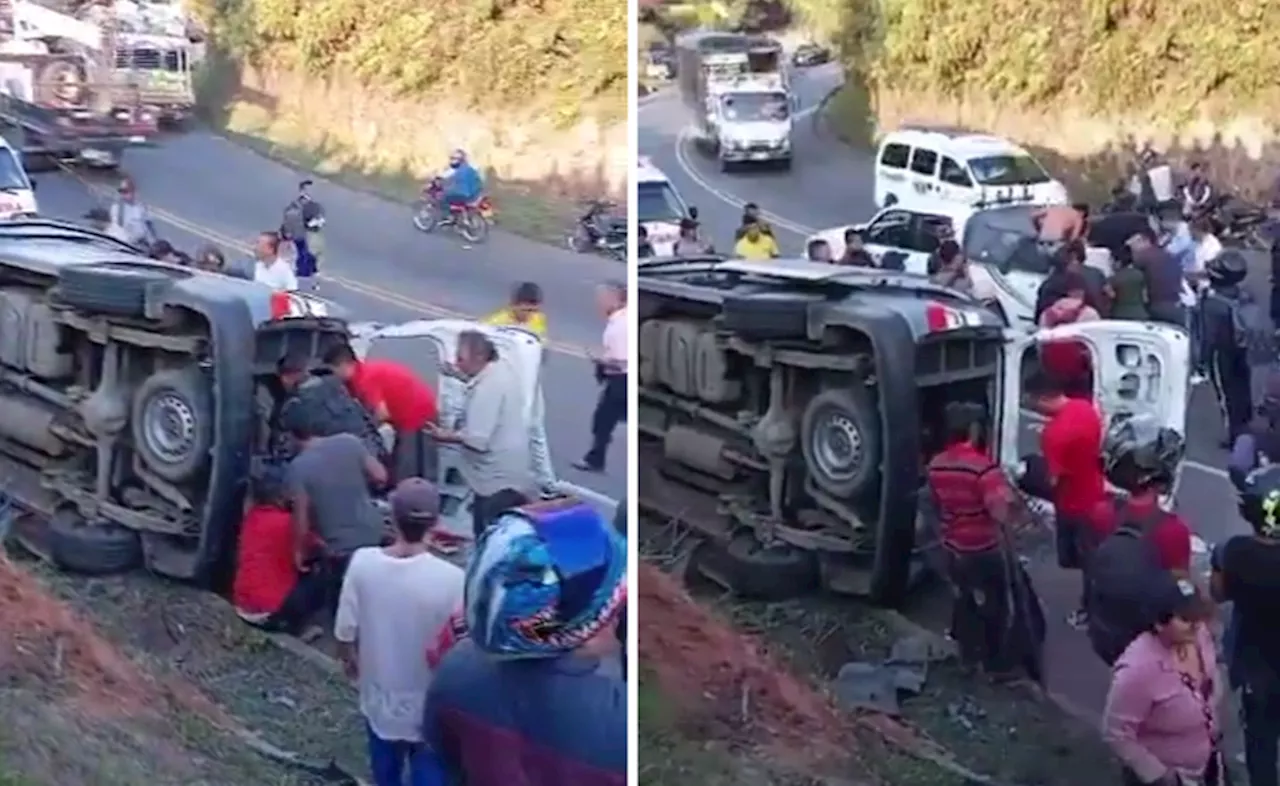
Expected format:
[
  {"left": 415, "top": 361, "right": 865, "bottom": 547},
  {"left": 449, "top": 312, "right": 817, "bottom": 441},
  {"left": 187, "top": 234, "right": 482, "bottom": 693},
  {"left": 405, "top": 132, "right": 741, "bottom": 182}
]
[
  {"left": 190, "top": 0, "right": 626, "bottom": 125},
  {"left": 794, "top": 0, "right": 1280, "bottom": 122}
]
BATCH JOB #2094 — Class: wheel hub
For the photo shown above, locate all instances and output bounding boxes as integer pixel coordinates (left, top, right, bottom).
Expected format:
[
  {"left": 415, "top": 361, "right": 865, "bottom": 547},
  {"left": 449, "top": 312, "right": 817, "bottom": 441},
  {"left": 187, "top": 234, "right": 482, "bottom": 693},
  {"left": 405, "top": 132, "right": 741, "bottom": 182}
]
[
  {"left": 813, "top": 411, "right": 864, "bottom": 481},
  {"left": 144, "top": 392, "right": 197, "bottom": 463}
]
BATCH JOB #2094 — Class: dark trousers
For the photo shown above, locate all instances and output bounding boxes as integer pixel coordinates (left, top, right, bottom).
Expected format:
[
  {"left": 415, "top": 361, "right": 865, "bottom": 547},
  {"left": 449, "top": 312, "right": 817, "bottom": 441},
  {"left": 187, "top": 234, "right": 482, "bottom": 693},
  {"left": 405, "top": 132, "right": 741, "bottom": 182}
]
[
  {"left": 947, "top": 548, "right": 1016, "bottom": 673},
  {"left": 1209, "top": 350, "right": 1253, "bottom": 444},
  {"left": 471, "top": 488, "right": 528, "bottom": 539},
  {"left": 293, "top": 236, "right": 318, "bottom": 278},
  {"left": 1148, "top": 301, "right": 1186, "bottom": 327},
  {"left": 258, "top": 570, "right": 330, "bottom": 635},
  {"left": 319, "top": 552, "right": 357, "bottom": 617},
  {"left": 583, "top": 373, "right": 627, "bottom": 470},
  {"left": 1243, "top": 682, "right": 1280, "bottom": 786},
  {"left": 391, "top": 427, "right": 437, "bottom": 484}
]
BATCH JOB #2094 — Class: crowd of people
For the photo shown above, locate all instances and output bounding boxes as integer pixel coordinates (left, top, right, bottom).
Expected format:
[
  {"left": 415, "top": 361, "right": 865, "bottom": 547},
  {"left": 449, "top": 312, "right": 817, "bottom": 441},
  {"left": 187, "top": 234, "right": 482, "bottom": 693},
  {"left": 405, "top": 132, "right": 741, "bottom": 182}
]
[{"left": 76, "top": 170, "right": 630, "bottom": 785}]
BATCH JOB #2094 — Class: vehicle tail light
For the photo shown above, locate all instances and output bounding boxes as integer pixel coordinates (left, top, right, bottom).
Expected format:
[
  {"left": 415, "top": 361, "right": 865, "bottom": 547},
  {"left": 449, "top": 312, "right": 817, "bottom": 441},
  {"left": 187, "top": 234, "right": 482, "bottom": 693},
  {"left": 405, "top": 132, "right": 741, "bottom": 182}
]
[
  {"left": 925, "top": 302, "right": 980, "bottom": 332},
  {"left": 270, "top": 290, "right": 291, "bottom": 319}
]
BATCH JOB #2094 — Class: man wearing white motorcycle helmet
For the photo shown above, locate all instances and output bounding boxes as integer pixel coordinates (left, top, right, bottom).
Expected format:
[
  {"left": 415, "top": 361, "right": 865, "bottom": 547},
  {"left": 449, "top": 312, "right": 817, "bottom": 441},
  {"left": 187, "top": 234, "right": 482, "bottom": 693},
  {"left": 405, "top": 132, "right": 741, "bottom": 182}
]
[{"left": 438, "top": 149, "right": 484, "bottom": 213}]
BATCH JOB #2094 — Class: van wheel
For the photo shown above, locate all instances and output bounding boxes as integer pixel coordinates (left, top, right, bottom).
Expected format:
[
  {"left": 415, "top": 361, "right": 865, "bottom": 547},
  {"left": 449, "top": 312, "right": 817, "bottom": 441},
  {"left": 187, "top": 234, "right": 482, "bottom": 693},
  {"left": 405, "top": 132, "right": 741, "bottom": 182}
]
[
  {"left": 801, "top": 385, "right": 881, "bottom": 498},
  {"left": 49, "top": 510, "right": 142, "bottom": 575},
  {"left": 131, "top": 367, "right": 214, "bottom": 482},
  {"left": 690, "top": 532, "right": 818, "bottom": 600}
]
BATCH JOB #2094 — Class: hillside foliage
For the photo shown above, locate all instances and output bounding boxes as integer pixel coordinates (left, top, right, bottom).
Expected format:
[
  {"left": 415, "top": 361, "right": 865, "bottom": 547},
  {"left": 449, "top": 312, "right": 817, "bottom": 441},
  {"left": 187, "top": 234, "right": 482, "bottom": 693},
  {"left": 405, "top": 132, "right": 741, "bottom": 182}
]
[
  {"left": 789, "top": 0, "right": 1280, "bottom": 124},
  {"left": 189, "top": 0, "right": 627, "bottom": 123}
]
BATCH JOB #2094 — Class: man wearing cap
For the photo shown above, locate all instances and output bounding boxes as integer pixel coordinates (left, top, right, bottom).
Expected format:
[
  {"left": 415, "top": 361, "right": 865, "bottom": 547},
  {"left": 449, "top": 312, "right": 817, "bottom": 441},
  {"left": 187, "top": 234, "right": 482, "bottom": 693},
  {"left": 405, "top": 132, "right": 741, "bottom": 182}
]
[
  {"left": 282, "top": 179, "right": 325, "bottom": 292},
  {"left": 335, "top": 478, "right": 463, "bottom": 786},
  {"left": 109, "top": 177, "right": 157, "bottom": 249},
  {"left": 672, "top": 217, "right": 712, "bottom": 256}
]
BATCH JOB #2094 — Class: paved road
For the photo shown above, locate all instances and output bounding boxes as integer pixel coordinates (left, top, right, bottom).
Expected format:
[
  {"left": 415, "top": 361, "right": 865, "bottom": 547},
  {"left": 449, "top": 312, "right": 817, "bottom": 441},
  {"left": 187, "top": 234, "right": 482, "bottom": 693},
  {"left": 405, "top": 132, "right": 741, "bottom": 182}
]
[
  {"left": 640, "top": 67, "right": 1257, "bottom": 718},
  {"left": 32, "top": 133, "right": 627, "bottom": 505}
]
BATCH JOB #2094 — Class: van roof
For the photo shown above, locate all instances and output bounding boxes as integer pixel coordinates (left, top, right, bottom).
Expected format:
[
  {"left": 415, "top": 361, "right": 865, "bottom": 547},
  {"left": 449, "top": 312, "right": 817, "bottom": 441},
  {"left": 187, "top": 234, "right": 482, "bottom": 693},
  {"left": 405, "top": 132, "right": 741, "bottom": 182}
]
[
  {"left": 882, "top": 127, "right": 1030, "bottom": 160},
  {"left": 711, "top": 73, "right": 787, "bottom": 94},
  {"left": 637, "top": 156, "right": 669, "bottom": 185}
]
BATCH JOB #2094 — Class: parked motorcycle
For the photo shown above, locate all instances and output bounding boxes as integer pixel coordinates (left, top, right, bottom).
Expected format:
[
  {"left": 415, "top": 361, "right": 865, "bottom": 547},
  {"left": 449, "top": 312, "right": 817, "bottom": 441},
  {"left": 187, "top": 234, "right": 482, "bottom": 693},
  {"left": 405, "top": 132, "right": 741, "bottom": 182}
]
[
  {"left": 567, "top": 199, "right": 627, "bottom": 261},
  {"left": 1212, "top": 201, "right": 1271, "bottom": 251},
  {"left": 412, "top": 178, "right": 493, "bottom": 244}
]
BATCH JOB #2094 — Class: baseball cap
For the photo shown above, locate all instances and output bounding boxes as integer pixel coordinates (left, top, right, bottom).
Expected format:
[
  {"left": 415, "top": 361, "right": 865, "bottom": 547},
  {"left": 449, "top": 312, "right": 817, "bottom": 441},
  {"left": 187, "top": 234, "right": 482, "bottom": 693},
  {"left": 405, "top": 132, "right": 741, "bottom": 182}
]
[{"left": 390, "top": 477, "right": 439, "bottom": 522}]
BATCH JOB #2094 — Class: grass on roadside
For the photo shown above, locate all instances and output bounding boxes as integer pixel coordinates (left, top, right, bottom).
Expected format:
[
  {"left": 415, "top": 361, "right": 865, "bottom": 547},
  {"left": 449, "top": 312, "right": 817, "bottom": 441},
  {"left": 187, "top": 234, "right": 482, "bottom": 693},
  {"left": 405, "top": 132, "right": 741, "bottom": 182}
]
[{"left": 211, "top": 99, "right": 578, "bottom": 248}]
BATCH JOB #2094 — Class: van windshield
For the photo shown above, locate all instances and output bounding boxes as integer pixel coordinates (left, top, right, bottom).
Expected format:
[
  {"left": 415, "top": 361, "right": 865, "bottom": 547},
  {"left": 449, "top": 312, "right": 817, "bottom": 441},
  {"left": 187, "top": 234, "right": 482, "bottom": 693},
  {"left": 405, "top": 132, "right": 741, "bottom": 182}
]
[
  {"left": 962, "top": 207, "right": 1054, "bottom": 275},
  {"left": 0, "top": 150, "right": 31, "bottom": 192},
  {"left": 721, "top": 92, "right": 789, "bottom": 122},
  {"left": 637, "top": 181, "right": 687, "bottom": 224},
  {"left": 968, "top": 154, "right": 1051, "bottom": 187}
]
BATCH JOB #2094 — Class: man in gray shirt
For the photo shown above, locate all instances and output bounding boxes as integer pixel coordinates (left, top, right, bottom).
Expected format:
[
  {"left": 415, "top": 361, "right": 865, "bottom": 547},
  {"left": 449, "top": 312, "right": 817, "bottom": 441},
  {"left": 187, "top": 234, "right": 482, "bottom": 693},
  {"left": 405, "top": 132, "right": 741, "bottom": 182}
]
[
  {"left": 283, "top": 404, "right": 387, "bottom": 582},
  {"left": 428, "top": 330, "right": 531, "bottom": 537}
]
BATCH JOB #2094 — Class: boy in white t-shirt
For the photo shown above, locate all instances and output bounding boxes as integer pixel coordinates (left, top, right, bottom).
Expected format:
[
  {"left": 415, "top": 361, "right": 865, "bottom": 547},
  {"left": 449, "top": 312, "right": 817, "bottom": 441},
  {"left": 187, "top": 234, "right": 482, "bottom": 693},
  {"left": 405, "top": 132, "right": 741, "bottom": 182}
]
[
  {"left": 334, "top": 478, "right": 462, "bottom": 786},
  {"left": 252, "top": 231, "right": 298, "bottom": 291}
]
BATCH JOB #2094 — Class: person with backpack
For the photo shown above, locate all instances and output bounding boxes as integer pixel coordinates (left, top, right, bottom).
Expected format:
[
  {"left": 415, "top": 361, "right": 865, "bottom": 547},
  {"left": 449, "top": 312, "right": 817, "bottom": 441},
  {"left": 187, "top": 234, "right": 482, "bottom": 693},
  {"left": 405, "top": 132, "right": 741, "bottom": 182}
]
[
  {"left": 1084, "top": 414, "right": 1193, "bottom": 667},
  {"left": 1201, "top": 251, "right": 1266, "bottom": 449},
  {"left": 1211, "top": 464, "right": 1280, "bottom": 786},
  {"left": 926, "top": 401, "right": 1045, "bottom": 682}
]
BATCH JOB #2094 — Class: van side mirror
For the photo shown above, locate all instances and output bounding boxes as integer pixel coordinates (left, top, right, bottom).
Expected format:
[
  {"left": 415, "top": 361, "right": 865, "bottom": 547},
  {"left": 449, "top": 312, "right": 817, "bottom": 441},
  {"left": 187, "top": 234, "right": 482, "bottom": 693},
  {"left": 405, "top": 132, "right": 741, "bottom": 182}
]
[{"left": 28, "top": 179, "right": 35, "bottom": 192}]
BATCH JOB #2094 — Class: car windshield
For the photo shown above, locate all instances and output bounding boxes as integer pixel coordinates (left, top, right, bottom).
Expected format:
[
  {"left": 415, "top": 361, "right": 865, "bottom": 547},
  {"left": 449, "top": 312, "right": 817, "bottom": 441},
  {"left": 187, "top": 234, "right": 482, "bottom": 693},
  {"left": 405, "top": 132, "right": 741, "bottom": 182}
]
[
  {"left": 0, "top": 150, "right": 30, "bottom": 192},
  {"left": 637, "top": 181, "right": 686, "bottom": 224},
  {"left": 968, "top": 154, "right": 1051, "bottom": 187},
  {"left": 720, "top": 92, "right": 789, "bottom": 122},
  {"left": 962, "top": 208, "right": 1055, "bottom": 275}
]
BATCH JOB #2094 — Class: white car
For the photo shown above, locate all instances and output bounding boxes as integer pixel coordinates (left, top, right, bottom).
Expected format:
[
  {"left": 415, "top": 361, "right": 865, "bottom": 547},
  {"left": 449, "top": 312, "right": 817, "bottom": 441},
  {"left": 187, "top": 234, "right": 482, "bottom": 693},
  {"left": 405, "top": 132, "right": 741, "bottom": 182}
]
[
  {"left": 808, "top": 203, "right": 1188, "bottom": 330},
  {"left": 0, "top": 136, "right": 37, "bottom": 219},
  {"left": 874, "top": 126, "right": 1068, "bottom": 213},
  {"left": 637, "top": 156, "right": 692, "bottom": 256}
]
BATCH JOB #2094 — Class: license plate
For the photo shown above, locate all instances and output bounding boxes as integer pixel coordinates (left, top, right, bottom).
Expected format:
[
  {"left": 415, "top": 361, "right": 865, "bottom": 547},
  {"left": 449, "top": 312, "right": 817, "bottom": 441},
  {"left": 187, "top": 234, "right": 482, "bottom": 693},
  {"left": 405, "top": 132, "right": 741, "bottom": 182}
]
[
  {"left": 751, "top": 151, "right": 772, "bottom": 160},
  {"left": 129, "top": 136, "right": 147, "bottom": 144},
  {"left": 82, "top": 149, "right": 114, "bottom": 163}
]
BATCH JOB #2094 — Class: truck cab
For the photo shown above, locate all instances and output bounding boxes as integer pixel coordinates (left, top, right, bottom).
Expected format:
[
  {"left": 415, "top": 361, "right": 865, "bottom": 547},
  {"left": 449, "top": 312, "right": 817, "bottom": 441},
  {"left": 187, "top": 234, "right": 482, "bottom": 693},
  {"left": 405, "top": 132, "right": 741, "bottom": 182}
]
[{"left": 705, "top": 74, "right": 792, "bottom": 170}]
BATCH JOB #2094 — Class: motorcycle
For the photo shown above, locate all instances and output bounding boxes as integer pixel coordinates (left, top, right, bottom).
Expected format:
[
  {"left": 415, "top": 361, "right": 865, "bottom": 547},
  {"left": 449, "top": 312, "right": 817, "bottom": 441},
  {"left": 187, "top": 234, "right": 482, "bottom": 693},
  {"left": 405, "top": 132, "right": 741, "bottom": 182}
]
[
  {"left": 567, "top": 199, "right": 627, "bottom": 261},
  {"left": 412, "top": 178, "right": 493, "bottom": 244},
  {"left": 1212, "top": 201, "right": 1272, "bottom": 251}
]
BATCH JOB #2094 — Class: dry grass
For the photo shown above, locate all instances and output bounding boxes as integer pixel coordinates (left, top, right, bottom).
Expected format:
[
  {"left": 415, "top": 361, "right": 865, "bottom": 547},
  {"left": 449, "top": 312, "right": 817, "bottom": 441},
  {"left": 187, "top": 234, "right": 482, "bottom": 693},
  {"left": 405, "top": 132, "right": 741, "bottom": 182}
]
[
  {"left": 197, "top": 58, "right": 623, "bottom": 247},
  {"left": 824, "top": 83, "right": 1280, "bottom": 204},
  {"left": 0, "top": 554, "right": 334, "bottom": 785}
]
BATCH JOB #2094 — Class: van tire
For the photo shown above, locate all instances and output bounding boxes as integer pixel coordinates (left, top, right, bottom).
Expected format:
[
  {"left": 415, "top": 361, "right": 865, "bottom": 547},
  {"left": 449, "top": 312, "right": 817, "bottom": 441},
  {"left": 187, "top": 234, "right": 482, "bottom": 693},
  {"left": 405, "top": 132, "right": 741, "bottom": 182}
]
[
  {"left": 690, "top": 532, "right": 818, "bottom": 600},
  {"left": 801, "top": 385, "right": 881, "bottom": 498},
  {"left": 49, "top": 510, "right": 142, "bottom": 575},
  {"left": 58, "top": 263, "right": 184, "bottom": 317}
]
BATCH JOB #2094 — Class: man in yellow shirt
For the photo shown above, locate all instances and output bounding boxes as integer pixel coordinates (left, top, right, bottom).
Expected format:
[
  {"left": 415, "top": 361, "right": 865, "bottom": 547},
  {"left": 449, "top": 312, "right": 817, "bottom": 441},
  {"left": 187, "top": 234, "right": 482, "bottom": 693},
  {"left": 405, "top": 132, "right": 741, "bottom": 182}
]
[
  {"left": 484, "top": 282, "right": 547, "bottom": 337},
  {"left": 482, "top": 281, "right": 555, "bottom": 492},
  {"left": 734, "top": 219, "right": 780, "bottom": 261}
]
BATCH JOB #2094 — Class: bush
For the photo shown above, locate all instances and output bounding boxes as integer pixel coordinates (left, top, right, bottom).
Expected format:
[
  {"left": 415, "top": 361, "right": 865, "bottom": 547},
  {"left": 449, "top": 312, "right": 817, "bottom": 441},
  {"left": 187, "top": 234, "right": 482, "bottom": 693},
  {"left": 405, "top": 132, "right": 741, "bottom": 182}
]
[
  {"left": 792, "top": 0, "right": 1280, "bottom": 125},
  {"left": 190, "top": 0, "right": 626, "bottom": 124}
]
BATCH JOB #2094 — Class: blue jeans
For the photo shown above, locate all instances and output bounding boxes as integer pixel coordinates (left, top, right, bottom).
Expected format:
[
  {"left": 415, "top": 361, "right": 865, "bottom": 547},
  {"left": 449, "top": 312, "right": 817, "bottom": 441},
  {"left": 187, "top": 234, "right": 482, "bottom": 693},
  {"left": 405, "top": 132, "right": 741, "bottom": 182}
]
[{"left": 366, "top": 724, "right": 447, "bottom": 786}]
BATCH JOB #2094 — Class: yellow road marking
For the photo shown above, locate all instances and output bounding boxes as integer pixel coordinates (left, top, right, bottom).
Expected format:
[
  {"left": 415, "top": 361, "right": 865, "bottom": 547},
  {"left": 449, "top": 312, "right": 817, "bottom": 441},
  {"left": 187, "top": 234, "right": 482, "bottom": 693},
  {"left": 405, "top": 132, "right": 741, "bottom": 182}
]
[{"left": 73, "top": 175, "right": 591, "bottom": 360}]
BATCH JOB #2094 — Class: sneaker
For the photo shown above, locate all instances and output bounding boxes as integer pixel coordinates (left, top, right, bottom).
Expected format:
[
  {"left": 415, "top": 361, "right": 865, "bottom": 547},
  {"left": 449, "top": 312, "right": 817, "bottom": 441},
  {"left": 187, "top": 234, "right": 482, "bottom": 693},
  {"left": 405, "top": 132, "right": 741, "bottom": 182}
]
[
  {"left": 571, "top": 459, "right": 605, "bottom": 473},
  {"left": 1066, "top": 609, "right": 1089, "bottom": 630},
  {"left": 1190, "top": 371, "right": 1207, "bottom": 386}
]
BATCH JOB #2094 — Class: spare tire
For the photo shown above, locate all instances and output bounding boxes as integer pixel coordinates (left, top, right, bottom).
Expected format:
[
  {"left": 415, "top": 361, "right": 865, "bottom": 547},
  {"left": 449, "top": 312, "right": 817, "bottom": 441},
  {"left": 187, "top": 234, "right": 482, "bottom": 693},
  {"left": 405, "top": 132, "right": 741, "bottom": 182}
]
[
  {"left": 131, "top": 366, "right": 214, "bottom": 482},
  {"left": 721, "top": 291, "right": 825, "bottom": 341},
  {"left": 49, "top": 509, "right": 142, "bottom": 575},
  {"left": 58, "top": 263, "right": 188, "bottom": 318},
  {"left": 800, "top": 384, "right": 881, "bottom": 499}
]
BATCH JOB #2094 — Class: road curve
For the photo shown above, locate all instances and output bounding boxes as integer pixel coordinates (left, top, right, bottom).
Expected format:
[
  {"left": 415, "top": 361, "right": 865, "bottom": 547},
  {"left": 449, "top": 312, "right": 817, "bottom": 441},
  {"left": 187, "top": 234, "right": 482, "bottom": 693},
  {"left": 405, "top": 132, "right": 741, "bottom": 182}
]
[
  {"left": 639, "top": 65, "right": 1247, "bottom": 718},
  {"left": 32, "top": 134, "right": 627, "bottom": 502}
]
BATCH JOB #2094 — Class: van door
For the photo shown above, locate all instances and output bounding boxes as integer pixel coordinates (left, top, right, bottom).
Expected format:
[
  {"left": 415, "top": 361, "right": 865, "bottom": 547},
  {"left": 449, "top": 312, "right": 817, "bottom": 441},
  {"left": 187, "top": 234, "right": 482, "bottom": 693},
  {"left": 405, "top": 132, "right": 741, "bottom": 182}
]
[
  {"left": 907, "top": 147, "right": 940, "bottom": 204},
  {"left": 875, "top": 141, "right": 911, "bottom": 207},
  {"left": 938, "top": 156, "right": 976, "bottom": 206},
  {"left": 999, "top": 321, "right": 1192, "bottom": 491}
]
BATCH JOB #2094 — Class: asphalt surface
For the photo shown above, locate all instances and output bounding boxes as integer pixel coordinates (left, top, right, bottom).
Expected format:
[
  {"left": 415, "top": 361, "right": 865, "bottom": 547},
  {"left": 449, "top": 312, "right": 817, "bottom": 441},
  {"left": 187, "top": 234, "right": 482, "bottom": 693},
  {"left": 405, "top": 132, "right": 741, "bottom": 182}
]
[
  {"left": 640, "top": 67, "right": 1258, "bottom": 717},
  {"left": 31, "top": 131, "right": 626, "bottom": 506}
]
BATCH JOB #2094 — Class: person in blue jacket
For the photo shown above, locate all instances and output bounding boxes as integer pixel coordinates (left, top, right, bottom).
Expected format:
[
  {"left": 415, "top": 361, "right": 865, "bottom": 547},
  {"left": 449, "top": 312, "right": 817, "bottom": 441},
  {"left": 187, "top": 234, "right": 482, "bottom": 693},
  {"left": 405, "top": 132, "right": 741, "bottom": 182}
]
[{"left": 439, "top": 149, "right": 484, "bottom": 212}]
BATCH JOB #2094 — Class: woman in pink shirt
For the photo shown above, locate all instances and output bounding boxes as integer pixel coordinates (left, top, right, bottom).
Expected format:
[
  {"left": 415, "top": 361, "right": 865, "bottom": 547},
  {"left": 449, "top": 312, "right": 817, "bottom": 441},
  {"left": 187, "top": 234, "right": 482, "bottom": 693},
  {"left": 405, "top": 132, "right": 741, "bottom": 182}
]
[{"left": 1102, "top": 580, "right": 1228, "bottom": 785}]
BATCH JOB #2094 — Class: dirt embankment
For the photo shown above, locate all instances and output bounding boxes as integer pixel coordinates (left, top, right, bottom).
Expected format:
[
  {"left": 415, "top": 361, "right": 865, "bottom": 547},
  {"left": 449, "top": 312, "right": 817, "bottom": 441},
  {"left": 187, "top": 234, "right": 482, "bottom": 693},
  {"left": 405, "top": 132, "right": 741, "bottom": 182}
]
[
  {"left": 803, "top": 0, "right": 1280, "bottom": 200},
  {"left": 189, "top": 0, "right": 627, "bottom": 218}
]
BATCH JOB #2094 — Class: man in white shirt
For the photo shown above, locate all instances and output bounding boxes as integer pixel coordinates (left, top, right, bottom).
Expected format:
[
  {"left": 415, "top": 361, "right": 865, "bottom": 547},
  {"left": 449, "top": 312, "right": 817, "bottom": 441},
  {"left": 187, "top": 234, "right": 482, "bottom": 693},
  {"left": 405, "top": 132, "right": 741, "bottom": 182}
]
[
  {"left": 252, "top": 231, "right": 298, "bottom": 291},
  {"left": 334, "top": 478, "right": 462, "bottom": 786},
  {"left": 573, "top": 280, "right": 627, "bottom": 473},
  {"left": 108, "top": 178, "right": 156, "bottom": 248},
  {"left": 1188, "top": 216, "right": 1223, "bottom": 382}
]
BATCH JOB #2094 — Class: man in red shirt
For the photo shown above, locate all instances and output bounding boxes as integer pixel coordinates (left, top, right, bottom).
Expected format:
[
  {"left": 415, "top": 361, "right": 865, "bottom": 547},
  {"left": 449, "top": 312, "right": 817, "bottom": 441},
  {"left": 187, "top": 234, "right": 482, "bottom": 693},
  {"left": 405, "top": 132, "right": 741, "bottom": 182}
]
[
  {"left": 324, "top": 343, "right": 439, "bottom": 483},
  {"left": 1024, "top": 369, "right": 1108, "bottom": 628},
  {"left": 232, "top": 465, "right": 327, "bottom": 636},
  {"left": 926, "top": 401, "right": 1043, "bottom": 681}
]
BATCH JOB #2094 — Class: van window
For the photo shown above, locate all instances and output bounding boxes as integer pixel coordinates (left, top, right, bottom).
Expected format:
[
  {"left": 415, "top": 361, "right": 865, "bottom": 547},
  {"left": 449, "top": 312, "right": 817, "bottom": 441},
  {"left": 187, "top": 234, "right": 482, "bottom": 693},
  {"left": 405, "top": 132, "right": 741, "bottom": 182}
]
[
  {"left": 939, "top": 157, "right": 972, "bottom": 187},
  {"left": 910, "top": 148, "right": 938, "bottom": 176},
  {"left": 880, "top": 143, "right": 909, "bottom": 169},
  {"left": 637, "top": 181, "right": 687, "bottom": 224},
  {"left": 0, "top": 149, "right": 30, "bottom": 191},
  {"left": 863, "top": 210, "right": 914, "bottom": 248}
]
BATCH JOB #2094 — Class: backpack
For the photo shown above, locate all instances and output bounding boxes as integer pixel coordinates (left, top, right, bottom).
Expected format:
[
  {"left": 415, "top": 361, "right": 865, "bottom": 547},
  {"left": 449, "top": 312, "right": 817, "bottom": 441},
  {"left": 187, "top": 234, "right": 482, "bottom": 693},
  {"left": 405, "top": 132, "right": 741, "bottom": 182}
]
[
  {"left": 1085, "top": 503, "right": 1178, "bottom": 665},
  {"left": 1231, "top": 298, "right": 1276, "bottom": 364}
]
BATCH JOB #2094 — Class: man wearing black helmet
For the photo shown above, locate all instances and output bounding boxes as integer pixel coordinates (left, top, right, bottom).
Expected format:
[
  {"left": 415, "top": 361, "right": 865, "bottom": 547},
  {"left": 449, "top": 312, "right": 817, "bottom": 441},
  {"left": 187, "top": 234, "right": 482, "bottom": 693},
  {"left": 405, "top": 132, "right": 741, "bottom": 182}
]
[
  {"left": 1084, "top": 414, "right": 1192, "bottom": 666},
  {"left": 1201, "top": 250, "right": 1265, "bottom": 448},
  {"left": 1211, "top": 464, "right": 1280, "bottom": 786}
]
